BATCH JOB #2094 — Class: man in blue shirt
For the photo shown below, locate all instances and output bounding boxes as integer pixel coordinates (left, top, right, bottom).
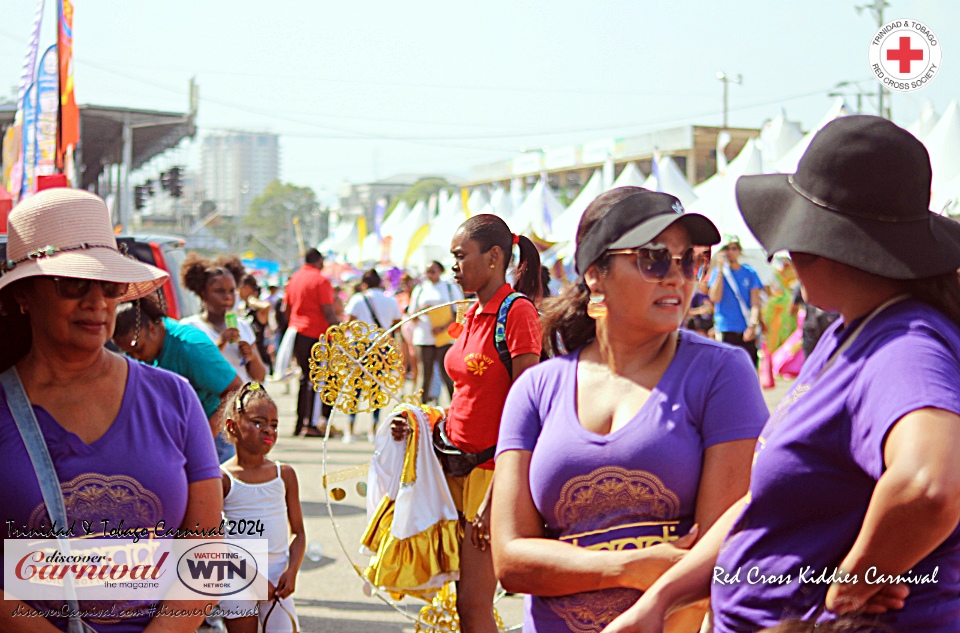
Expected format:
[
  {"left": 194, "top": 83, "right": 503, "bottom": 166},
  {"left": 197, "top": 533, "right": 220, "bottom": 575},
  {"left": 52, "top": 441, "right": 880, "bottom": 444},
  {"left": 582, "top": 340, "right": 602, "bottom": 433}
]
[{"left": 707, "top": 235, "right": 764, "bottom": 366}]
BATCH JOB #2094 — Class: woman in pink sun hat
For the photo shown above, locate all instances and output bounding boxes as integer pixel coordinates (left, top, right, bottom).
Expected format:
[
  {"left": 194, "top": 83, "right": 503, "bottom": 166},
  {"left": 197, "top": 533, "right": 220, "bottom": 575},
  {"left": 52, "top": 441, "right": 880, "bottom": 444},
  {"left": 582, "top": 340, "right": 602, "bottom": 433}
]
[{"left": 0, "top": 188, "right": 223, "bottom": 633}]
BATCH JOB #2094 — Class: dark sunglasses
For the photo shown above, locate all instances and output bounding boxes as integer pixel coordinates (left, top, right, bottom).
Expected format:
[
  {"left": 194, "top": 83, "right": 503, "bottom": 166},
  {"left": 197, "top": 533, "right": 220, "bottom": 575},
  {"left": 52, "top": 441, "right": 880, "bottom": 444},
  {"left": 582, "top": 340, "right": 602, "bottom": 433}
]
[
  {"left": 51, "top": 277, "right": 130, "bottom": 300},
  {"left": 606, "top": 246, "right": 710, "bottom": 282}
]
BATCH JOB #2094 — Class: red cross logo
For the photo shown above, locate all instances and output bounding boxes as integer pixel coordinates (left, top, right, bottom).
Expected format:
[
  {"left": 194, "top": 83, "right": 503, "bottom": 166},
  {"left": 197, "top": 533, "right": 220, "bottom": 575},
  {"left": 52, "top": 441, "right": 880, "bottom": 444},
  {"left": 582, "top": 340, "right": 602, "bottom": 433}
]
[{"left": 886, "top": 36, "right": 924, "bottom": 73}]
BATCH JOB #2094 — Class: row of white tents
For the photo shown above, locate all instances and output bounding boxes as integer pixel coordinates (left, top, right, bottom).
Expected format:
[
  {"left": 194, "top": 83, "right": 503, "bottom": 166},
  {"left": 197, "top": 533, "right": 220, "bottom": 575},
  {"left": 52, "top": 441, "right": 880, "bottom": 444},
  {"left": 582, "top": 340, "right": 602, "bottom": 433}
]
[{"left": 318, "top": 98, "right": 960, "bottom": 272}]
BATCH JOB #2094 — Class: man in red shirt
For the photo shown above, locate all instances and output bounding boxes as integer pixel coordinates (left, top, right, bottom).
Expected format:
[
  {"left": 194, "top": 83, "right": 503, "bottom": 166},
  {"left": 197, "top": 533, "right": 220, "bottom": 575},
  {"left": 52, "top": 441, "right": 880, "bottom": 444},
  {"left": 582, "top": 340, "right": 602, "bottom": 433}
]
[{"left": 285, "top": 248, "right": 339, "bottom": 436}]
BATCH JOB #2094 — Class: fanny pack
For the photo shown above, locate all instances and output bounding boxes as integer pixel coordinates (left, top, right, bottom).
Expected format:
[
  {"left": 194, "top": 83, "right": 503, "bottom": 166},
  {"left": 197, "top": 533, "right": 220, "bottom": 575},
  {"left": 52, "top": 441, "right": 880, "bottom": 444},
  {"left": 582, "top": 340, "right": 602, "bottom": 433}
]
[{"left": 432, "top": 421, "right": 496, "bottom": 478}]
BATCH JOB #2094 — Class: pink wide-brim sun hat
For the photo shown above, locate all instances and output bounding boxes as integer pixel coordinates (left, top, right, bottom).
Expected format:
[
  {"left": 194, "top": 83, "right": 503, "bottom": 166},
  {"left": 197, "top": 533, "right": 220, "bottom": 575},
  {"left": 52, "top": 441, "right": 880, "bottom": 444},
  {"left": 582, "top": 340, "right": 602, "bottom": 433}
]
[{"left": 0, "top": 188, "right": 168, "bottom": 301}]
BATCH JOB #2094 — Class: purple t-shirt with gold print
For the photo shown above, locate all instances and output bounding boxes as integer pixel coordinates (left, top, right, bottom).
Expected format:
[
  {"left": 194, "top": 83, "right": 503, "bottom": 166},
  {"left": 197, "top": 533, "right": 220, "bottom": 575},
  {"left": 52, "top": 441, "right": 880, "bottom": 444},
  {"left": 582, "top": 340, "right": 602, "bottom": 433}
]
[
  {"left": 712, "top": 300, "right": 960, "bottom": 632},
  {"left": 0, "top": 358, "right": 220, "bottom": 633},
  {"left": 497, "top": 333, "right": 768, "bottom": 633}
]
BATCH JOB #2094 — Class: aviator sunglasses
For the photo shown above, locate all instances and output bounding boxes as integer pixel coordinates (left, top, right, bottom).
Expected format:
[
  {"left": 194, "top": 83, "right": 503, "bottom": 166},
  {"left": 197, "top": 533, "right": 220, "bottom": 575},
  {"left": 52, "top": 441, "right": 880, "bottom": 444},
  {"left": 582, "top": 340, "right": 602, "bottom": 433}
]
[
  {"left": 50, "top": 277, "right": 130, "bottom": 299},
  {"left": 605, "top": 246, "right": 710, "bottom": 282}
]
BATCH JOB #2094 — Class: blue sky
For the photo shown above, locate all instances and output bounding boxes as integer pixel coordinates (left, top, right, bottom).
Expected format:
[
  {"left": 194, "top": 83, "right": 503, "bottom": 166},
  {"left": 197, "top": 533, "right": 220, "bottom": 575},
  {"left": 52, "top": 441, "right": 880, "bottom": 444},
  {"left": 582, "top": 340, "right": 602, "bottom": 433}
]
[{"left": 2, "top": 1, "right": 957, "bottom": 203}]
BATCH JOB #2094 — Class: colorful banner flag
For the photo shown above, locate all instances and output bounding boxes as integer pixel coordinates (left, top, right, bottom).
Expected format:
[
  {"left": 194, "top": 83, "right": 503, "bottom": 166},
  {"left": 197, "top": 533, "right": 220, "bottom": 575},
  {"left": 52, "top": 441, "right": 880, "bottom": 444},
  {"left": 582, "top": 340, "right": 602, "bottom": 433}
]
[
  {"left": 357, "top": 215, "right": 368, "bottom": 248},
  {"left": 404, "top": 224, "right": 431, "bottom": 267},
  {"left": 58, "top": 0, "right": 79, "bottom": 173},
  {"left": 2, "top": 124, "right": 20, "bottom": 196},
  {"left": 20, "top": 84, "right": 39, "bottom": 198},
  {"left": 373, "top": 198, "right": 386, "bottom": 239},
  {"left": 651, "top": 149, "right": 663, "bottom": 192},
  {"left": 9, "top": 0, "right": 45, "bottom": 202},
  {"left": 35, "top": 45, "right": 59, "bottom": 180}
]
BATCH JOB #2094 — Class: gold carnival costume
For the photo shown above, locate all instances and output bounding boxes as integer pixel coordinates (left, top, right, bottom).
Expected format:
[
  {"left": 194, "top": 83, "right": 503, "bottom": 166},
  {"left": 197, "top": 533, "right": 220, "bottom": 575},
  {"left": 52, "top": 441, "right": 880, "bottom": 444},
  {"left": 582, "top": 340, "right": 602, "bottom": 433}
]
[{"left": 361, "top": 402, "right": 461, "bottom": 598}]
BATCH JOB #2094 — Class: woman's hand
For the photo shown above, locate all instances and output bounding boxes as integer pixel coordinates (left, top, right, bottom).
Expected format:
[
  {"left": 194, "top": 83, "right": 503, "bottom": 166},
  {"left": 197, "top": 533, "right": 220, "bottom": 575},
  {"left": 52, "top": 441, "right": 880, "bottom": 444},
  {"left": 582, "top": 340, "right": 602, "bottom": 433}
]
[
  {"left": 619, "top": 526, "right": 698, "bottom": 591},
  {"left": 218, "top": 327, "right": 240, "bottom": 347},
  {"left": 237, "top": 340, "right": 254, "bottom": 360},
  {"left": 471, "top": 507, "right": 491, "bottom": 551},
  {"left": 274, "top": 569, "right": 297, "bottom": 599},
  {"left": 390, "top": 414, "right": 410, "bottom": 441},
  {"left": 826, "top": 577, "right": 909, "bottom": 615}
]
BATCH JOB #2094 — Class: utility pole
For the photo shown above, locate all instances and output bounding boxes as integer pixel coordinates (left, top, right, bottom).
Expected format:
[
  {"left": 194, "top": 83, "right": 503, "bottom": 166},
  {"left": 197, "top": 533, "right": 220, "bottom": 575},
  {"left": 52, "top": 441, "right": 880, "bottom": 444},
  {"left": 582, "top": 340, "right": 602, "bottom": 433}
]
[
  {"left": 716, "top": 72, "right": 743, "bottom": 128},
  {"left": 856, "top": 0, "right": 891, "bottom": 119}
]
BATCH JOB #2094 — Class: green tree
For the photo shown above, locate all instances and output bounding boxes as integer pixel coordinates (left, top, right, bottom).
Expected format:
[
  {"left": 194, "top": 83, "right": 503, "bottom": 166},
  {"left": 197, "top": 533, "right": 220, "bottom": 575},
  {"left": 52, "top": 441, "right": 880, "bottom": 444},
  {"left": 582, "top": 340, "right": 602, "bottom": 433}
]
[
  {"left": 244, "top": 180, "right": 319, "bottom": 263},
  {"left": 388, "top": 177, "right": 450, "bottom": 214}
]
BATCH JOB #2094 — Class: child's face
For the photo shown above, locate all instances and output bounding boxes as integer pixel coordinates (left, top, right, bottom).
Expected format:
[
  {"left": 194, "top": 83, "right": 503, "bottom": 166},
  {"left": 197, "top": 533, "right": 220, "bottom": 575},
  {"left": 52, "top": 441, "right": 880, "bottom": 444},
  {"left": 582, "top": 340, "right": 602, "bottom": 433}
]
[{"left": 229, "top": 398, "right": 279, "bottom": 453}]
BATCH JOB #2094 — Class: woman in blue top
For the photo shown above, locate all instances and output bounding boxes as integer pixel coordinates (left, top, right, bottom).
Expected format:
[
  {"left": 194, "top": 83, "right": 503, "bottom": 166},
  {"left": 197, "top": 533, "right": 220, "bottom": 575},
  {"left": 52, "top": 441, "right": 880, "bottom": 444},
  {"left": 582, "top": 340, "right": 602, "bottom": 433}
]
[{"left": 113, "top": 294, "right": 242, "bottom": 440}]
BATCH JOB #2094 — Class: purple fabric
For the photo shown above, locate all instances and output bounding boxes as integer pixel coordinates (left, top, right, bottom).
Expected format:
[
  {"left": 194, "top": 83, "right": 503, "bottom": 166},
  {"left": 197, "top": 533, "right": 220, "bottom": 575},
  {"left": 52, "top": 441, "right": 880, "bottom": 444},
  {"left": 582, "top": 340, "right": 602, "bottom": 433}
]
[
  {"left": 712, "top": 300, "right": 960, "bottom": 632},
  {"left": 498, "top": 333, "right": 768, "bottom": 632},
  {"left": 0, "top": 359, "right": 220, "bottom": 632}
]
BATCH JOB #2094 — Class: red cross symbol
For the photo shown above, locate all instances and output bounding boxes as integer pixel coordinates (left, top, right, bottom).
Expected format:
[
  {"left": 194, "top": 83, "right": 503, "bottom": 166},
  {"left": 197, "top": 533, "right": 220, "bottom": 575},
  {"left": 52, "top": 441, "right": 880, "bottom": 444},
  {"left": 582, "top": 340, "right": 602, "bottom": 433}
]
[{"left": 887, "top": 36, "right": 924, "bottom": 73}]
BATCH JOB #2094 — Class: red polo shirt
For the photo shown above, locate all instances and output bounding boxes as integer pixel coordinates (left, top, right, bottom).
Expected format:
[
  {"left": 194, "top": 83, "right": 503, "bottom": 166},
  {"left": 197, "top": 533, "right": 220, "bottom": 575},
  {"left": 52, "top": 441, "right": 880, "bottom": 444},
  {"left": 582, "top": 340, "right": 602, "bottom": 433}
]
[
  {"left": 444, "top": 284, "right": 542, "bottom": 469},
  {"left": 285, "top": 265, "right": 335, "bottom": 339}
]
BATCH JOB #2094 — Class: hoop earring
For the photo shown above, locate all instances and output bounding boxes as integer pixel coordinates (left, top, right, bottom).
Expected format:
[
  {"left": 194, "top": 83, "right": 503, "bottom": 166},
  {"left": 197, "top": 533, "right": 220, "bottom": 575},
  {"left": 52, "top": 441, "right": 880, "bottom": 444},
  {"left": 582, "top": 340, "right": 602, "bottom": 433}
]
[{"left": 586, "top": 292, "right": 607, "bottom": 319}]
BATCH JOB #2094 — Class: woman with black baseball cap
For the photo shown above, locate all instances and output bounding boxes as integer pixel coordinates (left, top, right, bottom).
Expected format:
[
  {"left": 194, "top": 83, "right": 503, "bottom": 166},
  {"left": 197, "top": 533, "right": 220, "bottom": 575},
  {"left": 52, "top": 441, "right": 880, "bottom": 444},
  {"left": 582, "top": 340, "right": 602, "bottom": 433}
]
[
  {"left": 491, "top": 187, "right": 769, "bottom": 632},
  {"left": 605, "top": 117, "right": 960, "bottom": 632}
]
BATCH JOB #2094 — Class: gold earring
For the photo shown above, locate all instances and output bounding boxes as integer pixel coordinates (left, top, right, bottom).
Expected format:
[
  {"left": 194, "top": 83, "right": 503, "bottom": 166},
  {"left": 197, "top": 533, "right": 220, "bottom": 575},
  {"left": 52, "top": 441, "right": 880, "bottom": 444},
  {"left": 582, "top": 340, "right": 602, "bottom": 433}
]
[
  {"left": 490, "top": 263, "right": 496, "bottom": 268},
  {"left": 586, "top": 292, "right": 607, "bottom": 319},
  {"left": 19, "top": 304, "right": 28, "bottom": 315}
]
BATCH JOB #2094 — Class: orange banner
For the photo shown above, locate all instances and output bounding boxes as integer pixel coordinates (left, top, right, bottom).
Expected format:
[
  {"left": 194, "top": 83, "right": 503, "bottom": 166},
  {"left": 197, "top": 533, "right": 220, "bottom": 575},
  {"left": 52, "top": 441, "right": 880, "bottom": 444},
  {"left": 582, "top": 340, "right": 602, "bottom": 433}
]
[{"left": 57, "top": 0, "right": 78, "bottom": 173}]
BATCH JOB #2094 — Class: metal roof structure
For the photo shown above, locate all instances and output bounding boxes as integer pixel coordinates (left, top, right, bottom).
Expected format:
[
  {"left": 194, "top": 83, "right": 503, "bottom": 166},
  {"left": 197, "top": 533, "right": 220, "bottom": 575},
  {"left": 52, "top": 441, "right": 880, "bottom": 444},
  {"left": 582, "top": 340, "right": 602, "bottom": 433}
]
[{"left": 0, "top": 101, "right": 196, "bottom": 192}]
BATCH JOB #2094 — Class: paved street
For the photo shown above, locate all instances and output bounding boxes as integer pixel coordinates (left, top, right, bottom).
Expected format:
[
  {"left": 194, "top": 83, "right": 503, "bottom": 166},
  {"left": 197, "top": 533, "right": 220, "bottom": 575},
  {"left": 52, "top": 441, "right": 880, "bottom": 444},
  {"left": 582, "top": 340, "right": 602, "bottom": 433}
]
[{"left": 262, "top": 372, "right": 793, "bottom": 632}]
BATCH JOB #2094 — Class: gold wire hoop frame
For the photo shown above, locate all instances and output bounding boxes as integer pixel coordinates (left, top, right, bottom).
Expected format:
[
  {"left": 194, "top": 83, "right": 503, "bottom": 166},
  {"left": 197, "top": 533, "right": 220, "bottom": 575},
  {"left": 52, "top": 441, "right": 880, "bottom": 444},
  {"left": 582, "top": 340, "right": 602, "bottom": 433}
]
[{"left": 308, "top": 300, "right": 518, "bottom": 631}]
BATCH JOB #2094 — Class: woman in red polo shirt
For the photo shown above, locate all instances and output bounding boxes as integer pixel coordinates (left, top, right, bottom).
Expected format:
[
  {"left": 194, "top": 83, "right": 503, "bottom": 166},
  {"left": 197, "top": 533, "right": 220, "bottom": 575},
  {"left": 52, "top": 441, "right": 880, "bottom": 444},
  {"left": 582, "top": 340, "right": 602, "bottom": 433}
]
[
  {"left": 447, "top": 214, "right": 544, "bottom": 632},
  {"left": 395, "top": 214, "right": 543, "bottom": 632}
]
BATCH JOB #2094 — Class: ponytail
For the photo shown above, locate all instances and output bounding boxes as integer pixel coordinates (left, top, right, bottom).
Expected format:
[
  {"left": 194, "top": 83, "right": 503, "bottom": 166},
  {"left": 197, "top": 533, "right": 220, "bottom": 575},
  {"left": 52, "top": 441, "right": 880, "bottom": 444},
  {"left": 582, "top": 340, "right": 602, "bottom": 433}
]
[
  {"left": 540, "top": 186, "right": 636, "bottom": 355},
  {"left": 512, "top": 234, "right": 542, "bottom": 303}
]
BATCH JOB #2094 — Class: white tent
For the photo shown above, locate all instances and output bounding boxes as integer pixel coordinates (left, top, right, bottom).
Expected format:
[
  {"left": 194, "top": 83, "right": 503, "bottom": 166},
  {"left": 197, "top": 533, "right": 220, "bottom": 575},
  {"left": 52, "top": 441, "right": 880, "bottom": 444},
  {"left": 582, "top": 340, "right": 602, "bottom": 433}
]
[
  {"left": 507, "top": 178, "right": 566, "bottom": 239},
  {"left": 549, "top": 169, "right": 603, "bottom": 243},
  {"left": 481, "top": 185, "right": 516, "bottom": 223},
  {"left": 318, "top": 217, "right": 360, "bottom": 257},
  {"left": 774, "top": 98, "right": 847, "bottom": 173},
  {"left": 688, "top": 138, "right": 765, "bottom": 250},
  {"left": 408, "top": 189, "right": 470, "bottom": 270},
  {"left": 379, "top": 200, "right": 411, "bottom": 239},
  {"left": 466, "top": 187, "right": 489, "bottom": 216},
  {"left": 611, "top": 162, "right": 646, "bottom": 188},
  {"left": 758, "top": 112, "right": 804, "bottom": 168},
  {"left": 934, "top": 171, "right": 960, "bottom": 216},
  {"left": 642, "top": 155, "right": 698, "bottom": 207},
  {"left": 388, "top": 199, "right": 430, "bottom": 266},
  {"left": 907, "top": 100, "right": 940, "bottom": 141},
  {"left": 924, "top": 100, "right": 960, "bottom": 200}
]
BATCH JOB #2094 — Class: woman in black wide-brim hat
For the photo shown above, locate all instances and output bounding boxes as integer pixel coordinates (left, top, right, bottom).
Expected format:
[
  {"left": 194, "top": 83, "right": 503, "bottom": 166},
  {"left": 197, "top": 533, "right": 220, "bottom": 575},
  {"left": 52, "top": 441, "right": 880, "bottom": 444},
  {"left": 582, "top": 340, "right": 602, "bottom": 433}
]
[{"left": 603, "top": 116, "right": 960, "bottom": 633}]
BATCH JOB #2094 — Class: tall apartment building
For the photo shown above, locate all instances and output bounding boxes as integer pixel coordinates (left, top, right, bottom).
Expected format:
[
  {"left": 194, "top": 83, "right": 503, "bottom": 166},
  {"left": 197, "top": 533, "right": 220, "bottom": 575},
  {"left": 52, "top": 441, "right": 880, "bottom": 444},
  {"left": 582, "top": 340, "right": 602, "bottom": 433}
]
[{"left": 200, "top": 131, "right": 280, "bottom": 217}]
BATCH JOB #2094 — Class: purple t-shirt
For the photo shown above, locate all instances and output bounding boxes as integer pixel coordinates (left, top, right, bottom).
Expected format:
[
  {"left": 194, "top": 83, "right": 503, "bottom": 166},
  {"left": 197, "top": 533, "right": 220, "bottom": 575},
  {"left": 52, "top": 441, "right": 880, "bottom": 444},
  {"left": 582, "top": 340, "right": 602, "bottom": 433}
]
[
  {"left": 712, "top": 300, "right": 960, "bottom": 632},
  {"left": 497, "top": 332, "right": 768, "bottom": 633},
  {"left": 0, "top": 358, "right": 221, "bottom": 633}
]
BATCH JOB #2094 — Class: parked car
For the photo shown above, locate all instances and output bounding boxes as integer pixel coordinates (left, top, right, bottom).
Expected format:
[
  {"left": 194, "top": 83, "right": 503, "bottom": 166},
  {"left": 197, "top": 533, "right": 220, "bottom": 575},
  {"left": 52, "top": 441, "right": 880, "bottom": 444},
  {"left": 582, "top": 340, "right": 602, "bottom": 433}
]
[{"left": 0, "top": 233, "right": 198, "bottom": 319}]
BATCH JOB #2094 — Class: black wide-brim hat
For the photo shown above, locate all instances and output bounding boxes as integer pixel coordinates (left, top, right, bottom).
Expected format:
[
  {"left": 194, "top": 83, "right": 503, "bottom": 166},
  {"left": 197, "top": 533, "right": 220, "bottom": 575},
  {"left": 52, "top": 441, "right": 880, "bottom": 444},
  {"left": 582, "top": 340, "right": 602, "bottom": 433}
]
[{"left": 736, "top": 115, "right": 960, "bottom": 280}]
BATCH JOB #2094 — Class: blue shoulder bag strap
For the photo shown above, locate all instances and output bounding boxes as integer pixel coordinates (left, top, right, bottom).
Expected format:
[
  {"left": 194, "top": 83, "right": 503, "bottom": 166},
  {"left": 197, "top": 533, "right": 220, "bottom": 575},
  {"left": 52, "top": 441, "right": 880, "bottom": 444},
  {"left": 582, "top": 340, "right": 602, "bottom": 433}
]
[
  {"left": 0, "top": 367, "right": 92, "bottom": 633},
  {"left": 494, "top": 292, "right": 529, "bottom": 378}
]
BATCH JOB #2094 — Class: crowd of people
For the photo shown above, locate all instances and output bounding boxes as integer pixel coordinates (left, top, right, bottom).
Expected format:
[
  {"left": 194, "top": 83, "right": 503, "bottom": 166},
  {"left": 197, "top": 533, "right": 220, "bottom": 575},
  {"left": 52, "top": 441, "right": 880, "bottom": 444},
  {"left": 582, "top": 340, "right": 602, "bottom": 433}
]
[{"left": 2, "top": 115, "right": 960, "bottom": 633}]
